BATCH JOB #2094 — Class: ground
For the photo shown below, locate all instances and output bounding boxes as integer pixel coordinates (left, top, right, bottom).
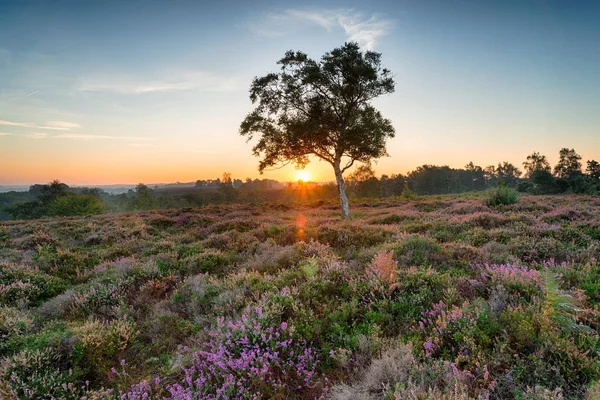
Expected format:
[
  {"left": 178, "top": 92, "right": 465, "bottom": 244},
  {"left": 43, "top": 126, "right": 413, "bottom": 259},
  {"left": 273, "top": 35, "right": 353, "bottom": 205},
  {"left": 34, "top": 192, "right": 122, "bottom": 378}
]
[{"left": 0, "top": 194, "right": 599, "bottom": 399}]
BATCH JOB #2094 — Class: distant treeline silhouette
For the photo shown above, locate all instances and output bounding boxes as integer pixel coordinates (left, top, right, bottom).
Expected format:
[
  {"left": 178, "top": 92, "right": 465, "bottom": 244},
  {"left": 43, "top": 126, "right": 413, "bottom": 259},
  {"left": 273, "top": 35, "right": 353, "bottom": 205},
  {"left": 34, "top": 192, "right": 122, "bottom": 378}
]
[{"left": 1, "top": 148, "right": 598, "bottom": 220}]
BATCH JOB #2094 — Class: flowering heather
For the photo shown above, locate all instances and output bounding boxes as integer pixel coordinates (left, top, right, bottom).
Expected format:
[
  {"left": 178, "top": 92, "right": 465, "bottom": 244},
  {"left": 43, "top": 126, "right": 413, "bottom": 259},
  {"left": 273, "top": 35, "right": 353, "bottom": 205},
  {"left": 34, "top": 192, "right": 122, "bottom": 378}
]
[
  {"left": 72, "top": 283, "right": 124, "bottom": 316},
  {"left": 1, "top": 195, "right": 599, "bottom": 398},
  {"left": 480, "top": 263, "right": 542, "bottom": 287},
  {"left": 542, "top": 206, "right": 587, "bottom": 222},
  {"left": 416, "top": 300, "right": 479, "bottom": 357},
  {"left": 87, "top": 257, "right": 137, "bottom": 276},
  {"left": 121, "top": 309, "right": 324, "bottom": 399}
]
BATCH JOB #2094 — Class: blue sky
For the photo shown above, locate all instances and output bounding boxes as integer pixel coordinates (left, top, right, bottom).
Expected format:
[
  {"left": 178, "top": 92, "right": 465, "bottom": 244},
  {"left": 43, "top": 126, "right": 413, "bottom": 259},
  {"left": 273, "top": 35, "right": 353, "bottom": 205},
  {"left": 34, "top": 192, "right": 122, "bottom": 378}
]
[{"left": 0, "top": 0, "right": 599, "bottom": 184}]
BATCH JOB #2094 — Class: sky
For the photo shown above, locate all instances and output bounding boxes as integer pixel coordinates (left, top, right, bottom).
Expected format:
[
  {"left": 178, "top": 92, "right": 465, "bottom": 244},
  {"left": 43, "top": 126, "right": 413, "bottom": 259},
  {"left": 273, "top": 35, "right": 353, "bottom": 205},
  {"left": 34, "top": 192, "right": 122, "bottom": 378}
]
[{"left": 0, "top": 0, "right": 599, "bottom": 185}]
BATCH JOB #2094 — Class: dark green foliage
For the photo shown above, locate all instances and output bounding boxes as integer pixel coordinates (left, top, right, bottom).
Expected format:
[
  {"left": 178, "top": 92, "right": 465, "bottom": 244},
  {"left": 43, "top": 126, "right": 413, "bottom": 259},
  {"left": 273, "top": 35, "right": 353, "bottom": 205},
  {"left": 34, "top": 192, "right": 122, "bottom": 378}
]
[
  {"left": 394, "top": 235, "right": 443, "bottom": 267},
  {"left": 496, "top": 161, "right": 522, "bottom": 188},
  {"left": 48, "top": 194, "right": 104, "bottom": 217},
  {"left": 529, "top": 169, "right": 560, "bottom": 194},
  {"left": 523, "top": 151, "right": 551, "bottom": 177},
  {"left": 484, "top": 186, "right": 521, "bottom": 207},
  {"left": 240, "top": 42, "right": 395, "bottom": 219},
  {"left": 554, "top": 148, "right": 582, "bottom": 179}
]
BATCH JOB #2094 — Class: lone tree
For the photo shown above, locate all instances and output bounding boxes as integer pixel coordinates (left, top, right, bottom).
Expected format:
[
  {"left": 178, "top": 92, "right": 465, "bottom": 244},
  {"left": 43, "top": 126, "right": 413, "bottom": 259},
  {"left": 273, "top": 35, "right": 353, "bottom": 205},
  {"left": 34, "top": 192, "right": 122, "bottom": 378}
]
[{"left": 240, "top": 42, "right": 395, "bottom": 219}]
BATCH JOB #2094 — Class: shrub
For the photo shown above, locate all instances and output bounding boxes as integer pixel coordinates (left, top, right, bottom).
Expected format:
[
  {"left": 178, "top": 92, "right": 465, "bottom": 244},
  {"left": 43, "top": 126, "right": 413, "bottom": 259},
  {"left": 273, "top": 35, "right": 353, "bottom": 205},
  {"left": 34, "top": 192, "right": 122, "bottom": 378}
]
[
  {"left": 1, "top": 347, "right": 82, "bottom": 399},
  {"left": 182, "top": 250, "right": 230, "bottom": 275},
  {"left": 368, "top": 249, "right": 398, "bottom": 285},
  {"left": 121, "top": 308, "right": 325, "bottom": 399},
  {"left": 0, "top": 263, "right": 68, "bottom": 306},
  {"left": 484, "top": 186, "right": 521, "bottom": 207},
  {"left": 72, "top": 283, "right": 125, "bottom": 318},
  {"left": 0, "top": 306, "right": 33, "bottom": 356},
  {"left": 48, "top": 194, "right": 104, "bottom": 217},
  {"left": 395, "top": 235, "right": 444, "bottom": 267},
  {"left": 75, "top": 318, "right": 139, "bottom": 372}
]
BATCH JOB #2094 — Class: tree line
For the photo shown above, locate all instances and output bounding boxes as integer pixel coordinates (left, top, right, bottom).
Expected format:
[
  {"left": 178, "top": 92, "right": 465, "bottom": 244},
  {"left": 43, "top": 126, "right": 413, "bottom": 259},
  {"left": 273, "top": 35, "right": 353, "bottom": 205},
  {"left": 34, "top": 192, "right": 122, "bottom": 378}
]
[
  {"left": 346, "top": 148, "right": 600, "bottom": 198},
  {"left": 1, "top": 147, "right": 597, "bottom": 221}
]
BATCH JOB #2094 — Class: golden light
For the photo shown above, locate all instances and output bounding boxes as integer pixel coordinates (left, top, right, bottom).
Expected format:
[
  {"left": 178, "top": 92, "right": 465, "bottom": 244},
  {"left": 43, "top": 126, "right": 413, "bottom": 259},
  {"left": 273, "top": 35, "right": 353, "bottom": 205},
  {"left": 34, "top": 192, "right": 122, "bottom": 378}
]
[{"left": 296, "top": 170, "right": 311, "bottom": 182}]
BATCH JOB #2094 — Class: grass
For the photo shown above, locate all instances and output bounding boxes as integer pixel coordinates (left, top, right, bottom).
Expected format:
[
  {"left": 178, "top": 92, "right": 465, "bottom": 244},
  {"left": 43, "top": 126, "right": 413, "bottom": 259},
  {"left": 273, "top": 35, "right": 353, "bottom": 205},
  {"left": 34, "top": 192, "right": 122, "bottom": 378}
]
[
  {"left": 0, "top": 194, "right": 599, "bottom": 399},
  {"left": 484, "top": 186, "right": 522, "bottom": 207}
]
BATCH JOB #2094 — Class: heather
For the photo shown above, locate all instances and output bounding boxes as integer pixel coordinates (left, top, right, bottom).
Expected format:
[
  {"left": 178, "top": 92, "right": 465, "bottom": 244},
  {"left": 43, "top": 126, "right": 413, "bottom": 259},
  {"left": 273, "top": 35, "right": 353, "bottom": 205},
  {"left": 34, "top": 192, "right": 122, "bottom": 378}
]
[{"left": 0, "top": 194, "right": 599, "bottom": 399}]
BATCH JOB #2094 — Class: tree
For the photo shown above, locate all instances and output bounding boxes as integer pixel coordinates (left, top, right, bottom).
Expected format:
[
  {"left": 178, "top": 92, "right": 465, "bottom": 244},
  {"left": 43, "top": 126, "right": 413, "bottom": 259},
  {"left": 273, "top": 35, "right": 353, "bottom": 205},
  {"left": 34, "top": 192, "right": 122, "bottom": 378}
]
[
  {"left": 39, "top": 180, "right": 69, "bottom": 205},
  {"left": 529, "top": 170, "right": 559, "bottom": 194},
  {"left": 48, "top": 194, "right": 104, "bottom": 216},
  {"left": 554, "top": 148, "right": 582, "bottom": 179},
  {"left": 586, "top": 160, "right": 600, "bottom": 180},
  {"left": 347, "top": 163, "right": 381, "bottom": 198},
  {"left": 131, "top": 184, "right": 156, "bottom": 210},
  {"left": 496, "top": 162, "right": 522, "bottom": 188},
  {"left": 483, "top": 165, "right": 497, "bottom": 187},
  {"left": 239, "top": 42, "right": 395, "bottom": 219},
  {"left": 463, "top": 162, "right": 486, "bottom": 191},
  {"left": 218, "top": 172, "right": 238, "bottom": 202},
  {"left": 523, "top": 151, "right": 551, "bottom": 177}
]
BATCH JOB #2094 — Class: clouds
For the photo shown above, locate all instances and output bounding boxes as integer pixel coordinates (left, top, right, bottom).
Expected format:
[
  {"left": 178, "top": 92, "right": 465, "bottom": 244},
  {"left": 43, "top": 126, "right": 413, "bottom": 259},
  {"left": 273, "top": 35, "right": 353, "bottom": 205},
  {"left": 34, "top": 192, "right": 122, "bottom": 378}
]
[
  {"left": 78, "top": 70, "right": 242, "bottom": 94},
  {"left": 0, "top": 119, "right": 79, "bottom": 131},
  {"left": 1, "top": 131, "right": 152, "bottom": 142},
  {"left": 0, "top": 119, "right": 151, "bottom": 142},
  {"left": 46, "top": 121, "right": 81, "bottom": 130},
  {"left": 52, "top": 133, "right": 151, "bottom": 141},
  {"left": 251, "top": 9, "right": 394, "bottom": 50}
]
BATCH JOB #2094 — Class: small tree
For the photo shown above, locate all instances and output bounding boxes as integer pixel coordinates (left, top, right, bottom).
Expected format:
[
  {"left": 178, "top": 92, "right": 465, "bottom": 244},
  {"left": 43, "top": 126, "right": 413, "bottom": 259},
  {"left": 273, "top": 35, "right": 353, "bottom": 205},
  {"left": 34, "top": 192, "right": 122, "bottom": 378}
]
[
  {"left": 523, "top": 151, "right": 551, "bottom": 177},
  {"left": 586, "top": 160, "right": 600, "bottom": 181},
  {"left": 48, "top": 194, "right": 104, "bottom": 217},
  {"left": 554, "top": 148, "right": 582, "bottom": 179},
  {"left": 496, "top": 162, "right": 522, "bottom": 188},
  {"left": 131, "top": 184, "right": 157, "bottom": 210},
  {"left": 218, "top": 172, "right": 237, "bottom": 202},
  {"left": 347, "top": 163, "right": 381, "bottom": 198},
  {"left": 240, "top": 42, "right": 395, "bottom": 219}
]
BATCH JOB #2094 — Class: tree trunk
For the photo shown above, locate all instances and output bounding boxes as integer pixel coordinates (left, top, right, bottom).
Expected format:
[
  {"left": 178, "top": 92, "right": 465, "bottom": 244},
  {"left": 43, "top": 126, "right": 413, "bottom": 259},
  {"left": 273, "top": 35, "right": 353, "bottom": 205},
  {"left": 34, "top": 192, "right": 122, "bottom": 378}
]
[{"left": 334, "top": 164, "right": 351, "bottom": 220}]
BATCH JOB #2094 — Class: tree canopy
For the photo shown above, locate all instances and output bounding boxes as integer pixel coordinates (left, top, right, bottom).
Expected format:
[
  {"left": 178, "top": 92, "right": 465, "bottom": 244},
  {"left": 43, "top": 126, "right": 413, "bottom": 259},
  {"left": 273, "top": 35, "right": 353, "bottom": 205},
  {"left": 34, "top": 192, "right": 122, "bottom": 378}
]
[{"left": 240, "top": 42, "right": 395, "bottom": 219}]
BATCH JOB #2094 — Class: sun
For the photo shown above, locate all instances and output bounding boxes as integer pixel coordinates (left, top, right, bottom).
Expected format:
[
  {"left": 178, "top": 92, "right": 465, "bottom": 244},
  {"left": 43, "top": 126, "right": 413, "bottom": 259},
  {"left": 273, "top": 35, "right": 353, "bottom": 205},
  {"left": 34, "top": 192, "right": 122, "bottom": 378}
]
[{"left": 296, "top": 170, "right": 311, "bottom": 182}]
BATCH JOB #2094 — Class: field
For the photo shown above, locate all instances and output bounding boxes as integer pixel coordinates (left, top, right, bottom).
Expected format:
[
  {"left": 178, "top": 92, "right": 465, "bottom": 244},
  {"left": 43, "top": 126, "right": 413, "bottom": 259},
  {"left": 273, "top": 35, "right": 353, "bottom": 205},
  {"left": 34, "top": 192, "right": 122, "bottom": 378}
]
[{"left": 1, "top": 194, "right": 599, "bottom": 399}]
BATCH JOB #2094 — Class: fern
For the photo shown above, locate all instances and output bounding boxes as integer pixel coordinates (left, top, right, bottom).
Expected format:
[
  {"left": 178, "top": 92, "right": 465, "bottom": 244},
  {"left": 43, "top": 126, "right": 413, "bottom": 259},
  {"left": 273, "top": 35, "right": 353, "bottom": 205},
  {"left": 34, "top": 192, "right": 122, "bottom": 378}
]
[{"left": 541, "top": 269, "right": 594, "bottom": 334}]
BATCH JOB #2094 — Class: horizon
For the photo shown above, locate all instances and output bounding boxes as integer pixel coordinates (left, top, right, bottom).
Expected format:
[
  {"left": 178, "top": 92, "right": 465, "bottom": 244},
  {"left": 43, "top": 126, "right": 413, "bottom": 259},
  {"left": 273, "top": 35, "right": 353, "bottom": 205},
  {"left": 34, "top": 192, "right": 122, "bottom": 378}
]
[
  {"left": 1, "top": 0, "right": 599, "bottom": 185},
  {"left": 0, "top": 148, "right": 597, "bottom": 189}
]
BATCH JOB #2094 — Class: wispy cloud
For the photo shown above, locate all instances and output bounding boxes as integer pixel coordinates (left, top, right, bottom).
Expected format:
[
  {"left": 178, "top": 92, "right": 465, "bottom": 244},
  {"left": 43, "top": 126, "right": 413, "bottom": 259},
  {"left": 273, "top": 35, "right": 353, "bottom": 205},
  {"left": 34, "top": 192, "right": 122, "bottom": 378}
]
[
  {"left": 252, "top": 9, "right": 393, "bottom": 50},
  {"left": 0, "top": 130, "right": 151, "bottom": 141},
  {"left": 0, "top": 132, "right": 49, "bottom": 139},
  {"left": 46, "top": 121, "right": 81, "bottom": 130},
  {"left": 0, "top": 119, "right": 80, "bottom": 131},
  {"left": 21, "top": 132, "right": 50, "bottom": 139},
  {"left": 79, "top": 70, "right": 241, "bottom": 94},
  {"left": 53, "top": 133, "right": 151, "bottom": 141}
]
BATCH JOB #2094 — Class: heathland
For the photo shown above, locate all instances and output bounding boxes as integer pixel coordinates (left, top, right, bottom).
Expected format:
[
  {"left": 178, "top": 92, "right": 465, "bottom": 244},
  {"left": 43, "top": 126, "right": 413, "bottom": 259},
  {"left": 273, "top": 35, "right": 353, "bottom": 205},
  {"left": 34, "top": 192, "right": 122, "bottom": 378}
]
[{"left": 1, "top": 194, "right": 599, "bottom": 399}]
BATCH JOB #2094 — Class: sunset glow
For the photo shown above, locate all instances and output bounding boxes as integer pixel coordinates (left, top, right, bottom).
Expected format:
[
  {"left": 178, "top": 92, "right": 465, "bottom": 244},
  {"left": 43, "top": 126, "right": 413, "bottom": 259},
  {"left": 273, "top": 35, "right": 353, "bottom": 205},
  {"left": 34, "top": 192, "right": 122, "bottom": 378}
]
[
  {"left": 0, "top": 1, "right": 599, "bottom": 186},
  {"left": 295, "top": 170, "right": 311, "bottom": 182}
]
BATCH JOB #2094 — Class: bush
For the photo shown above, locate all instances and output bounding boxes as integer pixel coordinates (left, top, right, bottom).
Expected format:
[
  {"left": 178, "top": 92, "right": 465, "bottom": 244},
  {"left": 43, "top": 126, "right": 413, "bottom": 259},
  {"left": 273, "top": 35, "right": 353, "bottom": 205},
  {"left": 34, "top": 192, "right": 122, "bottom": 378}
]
[
  {"left": 121, "top": 308, "right": 324, "bottom": 399},
  {"left": 1, "top": 347, "right": 82, "bottom": 399},
  {"left": 484, "top": 186, "right": 521, "bottom": 207},
  {"left": 0, "top": 263, "right": 68, "bottom": 306},
  {"left": 395, "top": 235, "right": 444, "bottom": 267},
  {"left": 48, "top": 194, "right": 104, "bottom": 217}
]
